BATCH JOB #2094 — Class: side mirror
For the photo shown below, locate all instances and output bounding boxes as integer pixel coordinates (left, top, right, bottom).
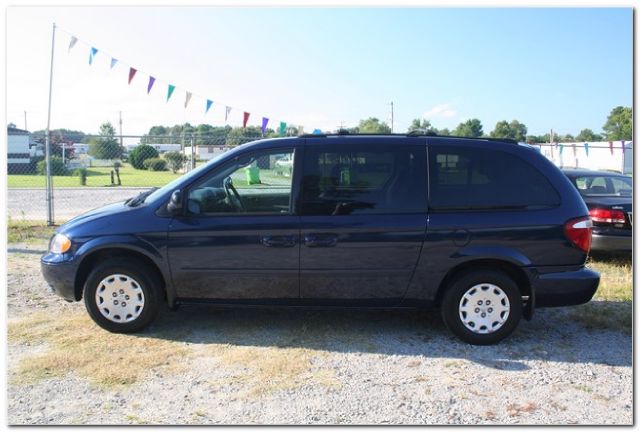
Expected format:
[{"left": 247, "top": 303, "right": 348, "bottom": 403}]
[{"left": 167, "top": 190, "right": 182, "bottom": 213}]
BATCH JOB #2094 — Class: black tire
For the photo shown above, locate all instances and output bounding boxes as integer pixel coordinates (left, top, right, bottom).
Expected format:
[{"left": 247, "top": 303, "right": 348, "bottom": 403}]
[
  {"left": 441, "top": 269, "right": 522, "bottom": 345},
  {"left": 83, "top": 258, "right": 162, "bottom": 333}
]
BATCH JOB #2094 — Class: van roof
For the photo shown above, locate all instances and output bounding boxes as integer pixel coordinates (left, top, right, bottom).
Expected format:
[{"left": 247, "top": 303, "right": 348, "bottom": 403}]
[{"left": 298, "top": 131, "right": 518, "bottom": 144}]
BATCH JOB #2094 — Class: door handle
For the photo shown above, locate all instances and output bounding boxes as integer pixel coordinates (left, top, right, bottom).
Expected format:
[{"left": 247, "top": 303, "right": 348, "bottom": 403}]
[
  {"left": 304, "top": 234, "right": 339, "bottom": 248},
  {"left": 260, "top": 235, "right": 296, "bottom": 248}
]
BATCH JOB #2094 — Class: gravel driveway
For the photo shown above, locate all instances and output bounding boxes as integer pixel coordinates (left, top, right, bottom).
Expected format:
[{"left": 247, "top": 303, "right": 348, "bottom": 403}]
[
  {"left": 8, "top": 188, "right": 150, "bottom": 221},
  {"left": 6, "top": 243, "right": 632, "bottom": 425}
]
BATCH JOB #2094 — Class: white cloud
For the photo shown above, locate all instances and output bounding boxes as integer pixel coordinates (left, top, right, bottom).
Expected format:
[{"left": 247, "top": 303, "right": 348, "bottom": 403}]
[{"left": 423, "top": 103, "right": 458, "bottom": 119}]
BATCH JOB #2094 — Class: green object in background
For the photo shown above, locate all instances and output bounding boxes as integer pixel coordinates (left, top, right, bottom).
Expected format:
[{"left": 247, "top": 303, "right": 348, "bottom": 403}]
[
  {"left": 245, "top": 166, "right": 261, "bottom": 185},
  {"left": 340, "top": 168, "right": 351, "bottom": 185}
]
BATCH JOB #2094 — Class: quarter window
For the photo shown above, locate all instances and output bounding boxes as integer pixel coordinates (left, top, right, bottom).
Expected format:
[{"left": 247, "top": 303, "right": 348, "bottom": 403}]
[{"left": 429, "top": 146, "right": 560, "bottom": 210}]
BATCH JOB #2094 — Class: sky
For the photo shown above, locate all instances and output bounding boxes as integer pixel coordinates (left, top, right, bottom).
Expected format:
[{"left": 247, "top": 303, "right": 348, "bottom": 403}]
[{"left": 6, "top": 7, "right": 633, "bottom": 139}]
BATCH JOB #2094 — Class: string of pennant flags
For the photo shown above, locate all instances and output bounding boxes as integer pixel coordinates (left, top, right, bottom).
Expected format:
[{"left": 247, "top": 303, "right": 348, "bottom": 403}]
[{"left": 63, "top": 26, "right": 323, "bottom": 137}]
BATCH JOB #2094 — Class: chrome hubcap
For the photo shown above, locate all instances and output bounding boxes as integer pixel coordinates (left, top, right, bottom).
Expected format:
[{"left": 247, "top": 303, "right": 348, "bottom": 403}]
[
  {"left": 95, "top": 274, "right": 145, "bottom": 323},
  {"left": 459, "top": 283, "right": 510, "bottom": 334}
]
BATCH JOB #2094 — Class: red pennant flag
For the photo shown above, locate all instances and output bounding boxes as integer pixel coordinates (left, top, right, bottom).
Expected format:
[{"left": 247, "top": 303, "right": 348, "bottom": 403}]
[
  {"left": 243, "top": 112, "right": 250, "bottom": 128},
  {"left": 128, "top": 68, "right": 137, "bottom": 85},
  {"left": 609, "top": 141, "right": 614, "bottom": 155}
]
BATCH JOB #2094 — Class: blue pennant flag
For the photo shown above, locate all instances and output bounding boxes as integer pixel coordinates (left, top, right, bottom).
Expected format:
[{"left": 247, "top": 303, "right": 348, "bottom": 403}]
[
  {"left": 205, "top": 99, "right": 213, "bottom": 114},
  {"left": 89, "top": 47, "right": 98, "bottom": 65}
]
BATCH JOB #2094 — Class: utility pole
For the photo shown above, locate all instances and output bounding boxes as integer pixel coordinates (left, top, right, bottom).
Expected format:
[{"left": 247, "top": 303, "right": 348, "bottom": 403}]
[
  {"left": 45, "top": 22, "right": 57, "bottom": 226},
  {"left": 119, "top": 111, "right": 123, "bottom": 149},
  {"left": 390, "top": 101, "right": 394, "bottom": 133},
  {"left": 24, "top": 111, "right": 27, "bottom": 130}
]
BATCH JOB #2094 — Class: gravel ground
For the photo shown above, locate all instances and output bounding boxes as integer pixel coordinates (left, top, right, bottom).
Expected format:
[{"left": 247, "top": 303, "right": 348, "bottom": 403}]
[
  {"left": 7, "top": 187, "right": 150, "bottom": 220},
  {"left": 6, "top": 242, "right": 633, "bottom": 425}
]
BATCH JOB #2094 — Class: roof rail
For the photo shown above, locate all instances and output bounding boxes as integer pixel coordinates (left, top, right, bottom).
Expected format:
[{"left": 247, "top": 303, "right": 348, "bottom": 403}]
[{"left": 297, "top": 131, "right": 517, "bottom": 144}]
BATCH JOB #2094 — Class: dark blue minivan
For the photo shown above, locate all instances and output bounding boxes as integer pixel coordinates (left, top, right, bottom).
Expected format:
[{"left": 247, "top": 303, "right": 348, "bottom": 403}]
[{"left": 41, "top": 133, "right": 600, "bottom": 344}]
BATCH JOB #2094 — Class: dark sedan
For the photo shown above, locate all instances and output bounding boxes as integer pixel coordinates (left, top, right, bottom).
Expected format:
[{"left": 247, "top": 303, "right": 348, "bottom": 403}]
[{"left": 563, "top": 169, "right": 632, "bottom": 252}]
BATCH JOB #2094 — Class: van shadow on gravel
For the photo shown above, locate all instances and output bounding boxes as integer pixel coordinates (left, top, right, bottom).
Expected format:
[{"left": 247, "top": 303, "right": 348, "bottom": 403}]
[{"left": 138, "top": 300, "right": 630, "bottom": 369}]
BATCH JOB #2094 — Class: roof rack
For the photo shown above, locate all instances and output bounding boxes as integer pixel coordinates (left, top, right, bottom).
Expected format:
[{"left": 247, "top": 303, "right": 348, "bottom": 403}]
[{"left": 298, "top": 131, "right": 518, "bottom": 144}]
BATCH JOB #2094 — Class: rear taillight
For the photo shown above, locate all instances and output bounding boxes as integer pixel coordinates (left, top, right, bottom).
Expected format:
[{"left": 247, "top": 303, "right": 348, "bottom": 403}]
[
  {"left": 564, "top": 217, "right": 593, "bottom": 253},
  {"left": 589, "top": 208, "right": 626, "bottom": 224}
]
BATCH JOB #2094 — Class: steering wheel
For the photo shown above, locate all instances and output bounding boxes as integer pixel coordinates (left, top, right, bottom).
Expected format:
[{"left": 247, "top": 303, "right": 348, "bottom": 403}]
[{"left": 223, "top": 177, "right": 245, "bottom": 212}]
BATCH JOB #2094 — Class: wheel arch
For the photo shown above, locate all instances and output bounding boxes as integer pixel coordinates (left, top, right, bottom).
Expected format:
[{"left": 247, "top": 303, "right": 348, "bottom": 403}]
[
  {"left": 74, "top": 246, "right": 168, "bottom": 304},
  {"left": 434, "top": 258, "right": 532, "bottom": 308}
]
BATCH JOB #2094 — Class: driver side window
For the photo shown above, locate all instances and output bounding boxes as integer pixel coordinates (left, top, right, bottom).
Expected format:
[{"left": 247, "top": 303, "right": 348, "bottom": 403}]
[{"left": 186, "top": 148, "right": 294, "bottom": 216}]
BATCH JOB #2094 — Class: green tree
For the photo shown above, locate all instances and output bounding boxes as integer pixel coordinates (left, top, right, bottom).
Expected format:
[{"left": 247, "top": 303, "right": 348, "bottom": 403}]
[
  {"left": 602, "top": 106, "right": 632, "bottom": 141},
  {"left": 225, "top": 126, "right": 263, "bottom": 147},
  {"left": 129, "top": 144, "right": 159, "bottom": 169},
  {"left": 88, "top": 122, "right": 122, "bottom": 159},
  {"left": 575, "top": 128, "right": 603, "bottom": 142},
  {"left": 490, "top": 120, "right": 528, "bottom": 142},
  {"left": 163, "top": 151, "right": 187, "bottom": 173},
  {"left": 437, "top": 128, "right": 451, "bottom": 136},
  {"left": 560, "top": 134, "right": 575, "bottom": 142},
  {"left": 453, "top": 118, "right": 483, "bottom": 138},
  {"left": 357, "top": 117, "right": 391, "bottom": 134},
  {"left": 37, "top": 156, "right": 67, "bottom": 176},
  {"left": 407, "top": 118, "right": 433, "bottom": 133}
]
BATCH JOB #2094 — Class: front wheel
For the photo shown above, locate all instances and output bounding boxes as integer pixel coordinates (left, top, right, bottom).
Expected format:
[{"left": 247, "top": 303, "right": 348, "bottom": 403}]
[
  {"left": 83, "top": 258, "right": 162, "bottom": 333},
  {"left": 441, "top": 269, "right": 522, "bottom": 345}
]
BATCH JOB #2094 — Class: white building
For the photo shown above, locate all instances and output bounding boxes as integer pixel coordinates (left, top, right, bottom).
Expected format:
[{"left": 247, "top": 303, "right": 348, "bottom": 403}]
[
  {"left": 7, "top": 127, "right": 31, "bottom": 173},
  {"left": 126, "top": 143, "right": 182, "bottom": 154},
  {"left": 538, "top": 140, "right": 632, "bottom": 175},
  {"left": 183, "top": 145, "right": 229, "bottom": 161}
]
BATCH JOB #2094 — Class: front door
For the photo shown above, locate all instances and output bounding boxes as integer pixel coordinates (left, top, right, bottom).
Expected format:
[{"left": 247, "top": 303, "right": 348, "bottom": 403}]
[
  {"left": 298, "top": 139, "right": 428, "bottom": 305},
  {"left": 168, "top": 146, "right": 300, "bottom": 302}
]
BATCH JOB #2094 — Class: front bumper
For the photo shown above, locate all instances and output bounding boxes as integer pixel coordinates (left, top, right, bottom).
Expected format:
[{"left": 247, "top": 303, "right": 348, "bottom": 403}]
[
  {"left": 591, "top": 233, "right": 632, "bottom": 252},
  {"left": 532, "top": 267, "right": 600, "bottom": 307},
  {"left": 41, "top": 253, "right": 79, "bottom": 302}
]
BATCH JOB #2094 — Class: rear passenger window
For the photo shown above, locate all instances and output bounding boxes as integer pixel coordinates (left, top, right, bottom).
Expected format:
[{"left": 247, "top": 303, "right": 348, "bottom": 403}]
[
  {"left": 429, "top": 145, "right": 560, "bottom": 210},
  {"left": 300, "top": 144, "right": 427, "bottom": 216}
]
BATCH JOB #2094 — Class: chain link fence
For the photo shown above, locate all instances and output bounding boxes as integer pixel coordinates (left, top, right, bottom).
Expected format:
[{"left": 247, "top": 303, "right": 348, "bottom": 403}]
[
  {"left": 7, "top": 129, "right": 632, "bottom": 224},
  {"left": 7, "top": 130, "right": 262, "bottom": 223}
]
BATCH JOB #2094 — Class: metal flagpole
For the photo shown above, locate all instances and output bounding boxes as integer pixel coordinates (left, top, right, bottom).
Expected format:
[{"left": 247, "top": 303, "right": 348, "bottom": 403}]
[{"left": 45, "top": 22, "right": 57, "bottom": 226}]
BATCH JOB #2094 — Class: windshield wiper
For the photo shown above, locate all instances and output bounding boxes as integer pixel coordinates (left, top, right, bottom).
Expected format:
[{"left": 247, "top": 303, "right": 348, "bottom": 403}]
[{"left": 126, "top": 187, "right": 158, "bottom": 207}]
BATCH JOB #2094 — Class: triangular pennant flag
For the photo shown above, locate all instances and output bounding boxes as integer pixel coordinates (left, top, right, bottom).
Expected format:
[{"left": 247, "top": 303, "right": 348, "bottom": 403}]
[
  {"left": 205, "top": 99, "right": 213, "bottom": 114},
  {"left": 110, "top": 58, "right": 118, "bottom": 69},
  {"left": 279, "top": 122, "right": 287, "bottom": 137},
  {"left": 184, "top": 92, "right": 193, "bottom": 109},
  {"left": 147, "top": 76, "right": 156, "bottom": 94},
  {"left": 559, "top": 143, "right": 564, "bottom": 155},
  {"left": 128, "top": 68, "right": 137, "bottom": 85},
  {"left": 584, "top": 142, "right": 589, "bottom": 157},
  {"left": 313, "top": 129, "right": 322, "bottom": 135},
  {"left": 167, "top": 85, "right": 176, "bottom": 102},
  {"left": 225, "top": 106, "right": 232, "bottom": 122},
  {"left": 243, "top": 112, "right": 250, "bottom": 128},
  {"left": 89, "top": 47, "right": 98, "bottom": 65},
  {"left": 609, "top": 141, "right": 614, "bottom": 155},
  {"left": 68, "top": 36, "right": 78, "bottom": 53},
  {"left": 261, "top": 117, "right": 269, "bottom": 135},
  {"left": 621, "top": 140, "right": 626, "bottom": 150}
]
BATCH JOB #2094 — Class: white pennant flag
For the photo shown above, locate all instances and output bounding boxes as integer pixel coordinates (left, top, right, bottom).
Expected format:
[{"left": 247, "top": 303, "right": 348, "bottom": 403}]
[
  {"left": 68, "top": 36, "right": 78, "bottom": 52},
  {"left": 184, "top": 92, "right": 192, "bottom": 109},
  {"left": 225, "top": 106, "right": 232, "bottom": 122}
]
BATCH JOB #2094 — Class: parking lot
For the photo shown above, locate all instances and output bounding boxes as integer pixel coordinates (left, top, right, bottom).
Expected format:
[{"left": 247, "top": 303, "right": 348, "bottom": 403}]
[{"left": 6, "top": 231, "right": 632, "bottom": 425}]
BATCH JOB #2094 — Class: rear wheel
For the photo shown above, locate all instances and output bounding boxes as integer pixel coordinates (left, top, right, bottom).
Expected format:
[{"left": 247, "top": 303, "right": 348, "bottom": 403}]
[
  {"left": 83, "top": 258, "right": 162, "bottom": 333},
  {"left": 441, "top": 269, "right": 522, "bottom": 345}
]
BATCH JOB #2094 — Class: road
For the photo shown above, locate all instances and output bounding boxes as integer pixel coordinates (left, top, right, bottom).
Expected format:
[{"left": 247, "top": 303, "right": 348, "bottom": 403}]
[{"left": 7, "top": 187, "right": 152, "bottom": 221}]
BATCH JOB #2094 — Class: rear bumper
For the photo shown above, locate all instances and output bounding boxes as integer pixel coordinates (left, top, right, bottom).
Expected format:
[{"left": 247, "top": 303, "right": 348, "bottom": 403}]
[
  {"left": 532, "top": 267, "right": 600, "bottom": 307},
  {"left": 41, "top": 253, "right": 79, "bottom": 302},
  {"left": 591, "top": 233, "right": 632, "bottom": 252}
]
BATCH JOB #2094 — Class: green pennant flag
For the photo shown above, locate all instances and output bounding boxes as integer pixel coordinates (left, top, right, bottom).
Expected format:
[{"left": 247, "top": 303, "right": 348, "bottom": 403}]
[
  {"left": 167, "top": 85, "right": 176, "bottom": 102},
  {"left": 279, "top": 122, "right": 287, "bottom": 137}
]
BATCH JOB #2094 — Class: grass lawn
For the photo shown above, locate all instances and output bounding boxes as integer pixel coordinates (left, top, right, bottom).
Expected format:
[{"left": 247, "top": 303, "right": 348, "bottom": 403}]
[{"left": 8, "top": 164, "right": 184, "bottom": 188}]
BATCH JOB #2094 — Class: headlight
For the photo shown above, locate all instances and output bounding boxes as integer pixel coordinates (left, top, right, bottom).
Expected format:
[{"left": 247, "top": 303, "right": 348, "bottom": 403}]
[{"left": 49, "top": 233, "right": 71, "bottom": 254}]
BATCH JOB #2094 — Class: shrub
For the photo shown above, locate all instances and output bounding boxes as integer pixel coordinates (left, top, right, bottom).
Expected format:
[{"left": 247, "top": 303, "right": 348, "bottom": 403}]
[
  {"left": 143, "top": 157, "right": 167, "bottom": 171},
  {"left": 74, "top": 168, "right": 88, "bottom": 185},
  {"left": 36, "top": 156, "right": 67, "bottom": 176},
  {"left": 129, "top": 145, "right": 159, "bottom": 170},
  {"left": 164, "top": 151, "right": 187, "bottom": 173}
]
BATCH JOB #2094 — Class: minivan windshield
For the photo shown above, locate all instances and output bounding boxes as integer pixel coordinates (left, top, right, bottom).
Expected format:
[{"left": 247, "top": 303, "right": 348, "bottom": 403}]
[{"left": 574, "top": 175, "right": 632, "bottom": 197}]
